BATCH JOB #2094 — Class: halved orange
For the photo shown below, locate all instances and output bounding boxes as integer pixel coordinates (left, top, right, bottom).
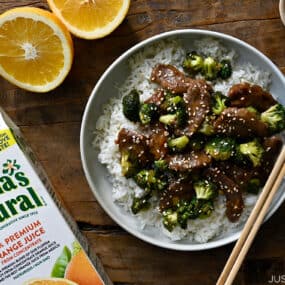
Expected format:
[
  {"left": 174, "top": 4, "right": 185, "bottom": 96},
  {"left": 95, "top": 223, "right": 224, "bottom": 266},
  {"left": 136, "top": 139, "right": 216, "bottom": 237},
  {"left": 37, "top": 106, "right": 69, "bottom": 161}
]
[
  {"left": 47, "top": 0, "right": 130, "bottom": 39},
  {"left": 23, "top": 278, "right": 78, "bottom": 285},
  {"left": 0, "top": 7, "right": 73, "bottom": 92}
]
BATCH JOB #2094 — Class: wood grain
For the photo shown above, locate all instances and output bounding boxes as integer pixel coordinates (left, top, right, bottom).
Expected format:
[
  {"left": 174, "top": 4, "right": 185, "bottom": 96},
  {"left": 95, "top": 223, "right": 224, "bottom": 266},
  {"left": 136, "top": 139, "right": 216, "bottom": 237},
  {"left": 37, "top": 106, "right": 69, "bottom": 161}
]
[{"left": 0, "top": 1, "right": 284, "bottom": 284}]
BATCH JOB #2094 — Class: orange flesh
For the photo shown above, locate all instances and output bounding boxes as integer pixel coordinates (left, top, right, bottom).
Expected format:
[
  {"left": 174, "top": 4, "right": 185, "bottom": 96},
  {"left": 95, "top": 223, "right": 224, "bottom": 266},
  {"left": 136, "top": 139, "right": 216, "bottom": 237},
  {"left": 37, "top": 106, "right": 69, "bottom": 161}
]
[
  {"left": 0, "top": 17, "right": 64, "bottom": 85},
  {"left": 52, "top": 0, "right": 124, "bottom": 31}
]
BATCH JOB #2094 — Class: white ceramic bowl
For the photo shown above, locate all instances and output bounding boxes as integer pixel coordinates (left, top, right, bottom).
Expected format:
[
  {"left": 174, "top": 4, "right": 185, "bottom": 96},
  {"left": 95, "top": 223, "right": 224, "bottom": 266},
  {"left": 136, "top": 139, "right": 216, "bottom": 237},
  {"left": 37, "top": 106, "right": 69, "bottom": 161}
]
[{"left": 80, "top": 29, "right": 285, "bottom": 251}]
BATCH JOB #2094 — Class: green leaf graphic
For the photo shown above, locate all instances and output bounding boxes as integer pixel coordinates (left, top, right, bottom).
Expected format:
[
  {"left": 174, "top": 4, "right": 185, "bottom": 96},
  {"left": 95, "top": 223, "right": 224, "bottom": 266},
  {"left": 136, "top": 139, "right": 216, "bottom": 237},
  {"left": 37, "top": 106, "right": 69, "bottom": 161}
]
[{"left": 51, "top": 246, "right": 71, "bottom": 278}]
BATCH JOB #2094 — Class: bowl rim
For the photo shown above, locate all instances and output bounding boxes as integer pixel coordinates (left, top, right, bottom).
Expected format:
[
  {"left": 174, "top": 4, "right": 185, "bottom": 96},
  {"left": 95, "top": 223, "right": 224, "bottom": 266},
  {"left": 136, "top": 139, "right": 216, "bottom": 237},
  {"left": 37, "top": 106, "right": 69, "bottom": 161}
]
[{"left": 80, "top": 29, "right": 285, "bottom": 251}]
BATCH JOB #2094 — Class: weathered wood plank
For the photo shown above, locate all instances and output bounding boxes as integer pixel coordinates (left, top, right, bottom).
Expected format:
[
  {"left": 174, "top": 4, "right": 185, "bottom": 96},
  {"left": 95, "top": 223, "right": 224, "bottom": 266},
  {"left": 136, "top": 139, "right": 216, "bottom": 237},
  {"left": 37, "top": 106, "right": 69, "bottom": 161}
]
[
  {"left": 1, "top": 17, "right": 284, "bottom": 127},
  {"left": 20, "top": 123, "right": 95, "bottom": 202},
  {"left": 84, "top": 230, "right": 229, "bottom": 285},
  {"left": 0, "top": 0, "right": 280, "bottom": 20},
  {"left": 81, "top": 202, "right": 285, "bottom": 284},
  {"left": 70, "top": 202, "right": 116, "bottom": 226},
  {"left": 0, "top": 0, "right": 48, "bottom": 12}
]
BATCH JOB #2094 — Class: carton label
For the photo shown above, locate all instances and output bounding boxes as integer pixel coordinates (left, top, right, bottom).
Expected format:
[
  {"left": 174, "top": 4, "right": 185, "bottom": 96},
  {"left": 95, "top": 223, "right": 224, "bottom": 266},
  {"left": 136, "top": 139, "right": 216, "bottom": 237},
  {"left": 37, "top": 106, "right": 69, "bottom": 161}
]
[
  {"left": 0, "top": 113, "right": 106, "bottom": 285},
  {"left": 0, "top": 129, "right": 16, "bottom": 151},
  {"left": 0, "top": 158, "right": 43, "bottom": 225}
]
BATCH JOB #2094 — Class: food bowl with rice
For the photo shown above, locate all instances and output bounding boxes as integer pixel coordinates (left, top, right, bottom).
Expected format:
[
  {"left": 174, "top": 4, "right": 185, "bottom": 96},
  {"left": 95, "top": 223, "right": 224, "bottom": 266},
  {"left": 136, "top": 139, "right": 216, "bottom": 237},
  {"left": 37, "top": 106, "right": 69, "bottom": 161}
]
[{"left": 80, "top": 29, "right": 285, "bottom": 251}]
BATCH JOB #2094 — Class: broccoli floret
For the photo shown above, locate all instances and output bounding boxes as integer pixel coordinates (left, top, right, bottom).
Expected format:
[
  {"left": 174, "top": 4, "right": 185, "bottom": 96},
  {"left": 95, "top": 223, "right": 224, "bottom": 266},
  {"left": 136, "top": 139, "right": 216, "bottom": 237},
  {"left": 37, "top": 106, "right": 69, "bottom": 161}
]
[
  {"left": 182, "top": 199, "right": 200, "bottom": 218},
  {"left": 183, "top": 51, "right": 204, "bottom": 75},
  {"left": 218, "top": 59, "right": 232, "bottom": 79},
  {"left": 122, "top": 90, "right": 140, "bottom": 122},
  {"left": 176, "top": 200, "right": 192, "bottom": 229},
  {"left": 159, "top": 114, "right": 176, "bottom": 125},
  {"left": 246, "top": 178, "right": 261, "bottom": 194},
  {"left": 168, "top": 135, "right": 189, "bottom": 152},
  {"left": 120, "top": 150, "right": 138, "bottom": 178},
  {"left": 139, "top": 103, "right": 159, "bottom": 124},
  {"left": 164, "top": 197, "right": 215, "bottom": 231},
  {"left": 237, "top": 139, "right": 264, "bottom": 167},
  {"left": 176, "top": 108, "right": 188, "bottom": 127},
  {"left": 168, "top": 95, "right": 183, "bottom": 105},
  {"left": 198, "top": 116, "right": 215, "bottom": 136},
  {"left": 163, "top": 200, "right": 197, "bottom": 231},
  {"left": 260, "top": 104, "right": 285, "bottom": 133},
  {"left": 198, "top": 200, "right": 214, "bottom": 219},
  {"left": 202, "top": 56, "right": 219, "bottom": 81},
  {"left": 155, "top": 178, "right": 168, "bottom": 191},
  {"left": 153, "top": 160, "right": 174, "bottom": 189},
  {"left": 134, "top": 169, "right": 156, "bottom": 189},
  {"left": 161, "top": 95, "right": 184, "bottom": 113},
  {"left": 162, "top": 209, "right": 178, "bottom": 232},
  {"left": 163, "top": 91, "right": 178, "bottom": 101},
  {"left": 211, "top": 91, "right": 229, "bottom": 115},
  {"left": 154, "top": 159, "right": 168, "bottom": 172},
  {"left": 179, "top": 199, "right": 214, "bottom": 222},
  {"left": 131, "top": 197, "right": 150, "bottom": 214},
  {"left": 163, "top": 199, "right": 200, "bottom": 230},
  {"left": 159, "top": 108, "right": 187, "bottom": 127},
  {"left": 134, "top": 169, "right": 167, "bottom": 191},
  {"left": 205, "top": 137, "right": 236, "bottom": 160},
  {"left": 188, "top": 134, "right": 205, "bottom": 151},
  {"left": 194, "top": 179, "right": 217, "bottom": 200},
  {"left": 177, "top": 198, "right": 215, "bottom": 227},
  {"left": 247, "top": 106, "right": 260, "bottom": 116},
  {"left": 176, "top": 199, "right": 201, "bottom": 228},
  {"left": 160, "top": 94, "right": 187, "bottom": 127}
]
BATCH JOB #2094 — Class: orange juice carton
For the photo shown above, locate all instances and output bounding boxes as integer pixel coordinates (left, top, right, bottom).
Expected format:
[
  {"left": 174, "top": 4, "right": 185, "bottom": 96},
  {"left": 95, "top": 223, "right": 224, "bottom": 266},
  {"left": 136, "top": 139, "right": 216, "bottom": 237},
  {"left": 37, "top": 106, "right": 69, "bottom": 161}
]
[{"left": 0, "top": 109, "right": 113, "bottom": 285}]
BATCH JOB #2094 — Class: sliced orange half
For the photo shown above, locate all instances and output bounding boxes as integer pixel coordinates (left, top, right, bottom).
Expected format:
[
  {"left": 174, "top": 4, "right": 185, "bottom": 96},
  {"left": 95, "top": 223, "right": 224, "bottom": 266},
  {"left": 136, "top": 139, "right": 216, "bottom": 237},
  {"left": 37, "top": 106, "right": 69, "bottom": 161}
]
[
  {"left": 47, "top": 0, "right": 130, "bottom": 39},
  {"left": 0, "top": 7, "right": 73, "bottom": 92},
  {"left": 23, "top": 278, "right": 78, "bottom": 285}
]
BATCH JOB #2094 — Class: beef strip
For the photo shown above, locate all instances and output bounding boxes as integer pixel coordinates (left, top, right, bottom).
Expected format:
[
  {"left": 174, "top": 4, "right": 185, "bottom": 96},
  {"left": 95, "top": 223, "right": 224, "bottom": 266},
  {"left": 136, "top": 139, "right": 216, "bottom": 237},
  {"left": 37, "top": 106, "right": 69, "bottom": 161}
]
[
  {"left": 116, "top": 128, "right": 152, "bottom": 165},
  {"left": 255, "top": 136, "right": 283, "bottom": 184},
  {"left": 228, "top": 82, "right": 277, "bottom": 112},
  {"left": 148, "top": 122, "right": 169, "bottom": 160},
  {"left": 151, "top": 64, "right": 213, "bottom": 136},
  {"left": 217, "top": 162, "right": 254, "bottom": 191},
  {"left": 180, "top": 84, "right": 212, "bottom": 136},
  {"left": 159, "top": 180, "right": 194, "bottom": 211},
  {"left": 151, "top": 64, "right": 190, "bottom": 93},
  {"left": 205, "top": 166, "right": 244, "bottom": 222},
  {"left": 166, "top": 151, "right": 212, "bottom": 172},
  {"left": 144, "top": 88, "right": 165, "bottom": 107},
  {"left": 186, "top": 75, "right": 213, "bottom": 94},
  {"left": 214, "top": 107, "right": 269, "bottom": 138},
  {"left": 150, "top": 64, "right": 213, "bottom": 94}
]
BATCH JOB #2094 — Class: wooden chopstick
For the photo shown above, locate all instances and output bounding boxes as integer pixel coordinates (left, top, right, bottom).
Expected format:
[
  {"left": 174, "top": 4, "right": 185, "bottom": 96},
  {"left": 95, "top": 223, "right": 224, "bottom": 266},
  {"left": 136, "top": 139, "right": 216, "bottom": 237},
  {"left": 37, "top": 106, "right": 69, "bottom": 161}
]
[{"left": 217, "top": 146, "right": 285, "bottom": 285}]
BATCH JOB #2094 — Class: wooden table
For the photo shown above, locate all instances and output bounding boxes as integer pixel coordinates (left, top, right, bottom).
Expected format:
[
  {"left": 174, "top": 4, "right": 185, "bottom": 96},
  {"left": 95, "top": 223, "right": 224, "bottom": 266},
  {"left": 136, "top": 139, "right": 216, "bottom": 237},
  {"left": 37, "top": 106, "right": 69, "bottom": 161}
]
[{"left": 0, "top": 1, "right": 284, "bottom": 284}]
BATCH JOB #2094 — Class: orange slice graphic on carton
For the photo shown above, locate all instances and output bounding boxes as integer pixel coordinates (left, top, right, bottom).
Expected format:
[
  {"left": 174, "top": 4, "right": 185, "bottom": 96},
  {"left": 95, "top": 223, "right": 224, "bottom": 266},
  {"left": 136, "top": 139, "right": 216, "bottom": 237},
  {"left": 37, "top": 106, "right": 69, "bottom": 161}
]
[
  {"left": 23, "top": 278, "right": 78, "bottom": 285},
  {"left": 64, "top": 246, "right": 104, "bottom": 285},
  {"left": 50, "top": 241, "right": 104, "bottom": 285}
]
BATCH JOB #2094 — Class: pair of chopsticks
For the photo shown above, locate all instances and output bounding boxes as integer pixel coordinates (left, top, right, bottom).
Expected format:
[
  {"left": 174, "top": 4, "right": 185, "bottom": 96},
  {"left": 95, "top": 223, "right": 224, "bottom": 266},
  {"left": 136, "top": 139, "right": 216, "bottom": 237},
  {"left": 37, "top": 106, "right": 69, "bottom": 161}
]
[{"left": 217, "top": 146, "right": 285, "bottom": 285}]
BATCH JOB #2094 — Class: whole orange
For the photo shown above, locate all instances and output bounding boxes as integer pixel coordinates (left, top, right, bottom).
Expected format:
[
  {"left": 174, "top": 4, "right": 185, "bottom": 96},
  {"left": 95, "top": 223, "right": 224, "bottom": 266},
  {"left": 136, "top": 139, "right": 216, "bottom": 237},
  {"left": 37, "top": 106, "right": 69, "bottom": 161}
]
[{"left": 64, "top": 250, "right": 103, "bottom": 285}]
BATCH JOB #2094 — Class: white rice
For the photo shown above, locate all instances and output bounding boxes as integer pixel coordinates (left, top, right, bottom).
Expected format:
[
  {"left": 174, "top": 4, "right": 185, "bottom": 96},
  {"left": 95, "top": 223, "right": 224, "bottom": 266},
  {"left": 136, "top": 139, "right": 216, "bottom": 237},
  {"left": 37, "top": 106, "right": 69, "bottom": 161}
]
[{"left": 93, "top": 38, "right": 271, "bottom": 243}]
